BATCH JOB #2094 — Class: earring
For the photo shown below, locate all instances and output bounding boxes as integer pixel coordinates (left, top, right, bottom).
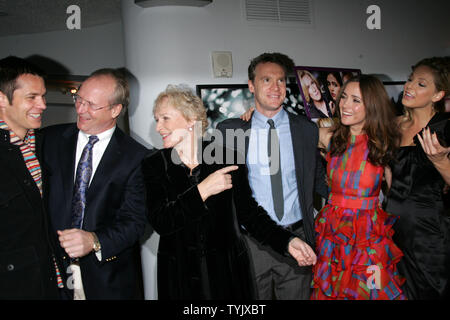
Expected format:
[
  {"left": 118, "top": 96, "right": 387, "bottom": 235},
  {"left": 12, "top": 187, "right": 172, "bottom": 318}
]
[{"left": 188, "top": 127, "right": 193, "bottom": 131}]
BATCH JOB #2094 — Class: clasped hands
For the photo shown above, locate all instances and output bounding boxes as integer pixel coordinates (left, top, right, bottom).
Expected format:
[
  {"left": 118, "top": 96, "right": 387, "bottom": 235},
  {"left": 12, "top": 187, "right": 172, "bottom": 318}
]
[
  {"left": 58, "top": 229, "right": 96, "bottom": 259},
  {"left": 288, "top": 237, "right": 317, "bottom": 266}
]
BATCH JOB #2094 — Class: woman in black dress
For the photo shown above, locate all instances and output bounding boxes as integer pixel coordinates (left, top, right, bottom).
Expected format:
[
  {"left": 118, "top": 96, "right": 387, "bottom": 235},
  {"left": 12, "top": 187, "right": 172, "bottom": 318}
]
[
  {"left": 384, "top": 57, "right": 450, "bottom": 299},
  {"left": 142, "top": 85, "right": 316, "bottom": 299}
]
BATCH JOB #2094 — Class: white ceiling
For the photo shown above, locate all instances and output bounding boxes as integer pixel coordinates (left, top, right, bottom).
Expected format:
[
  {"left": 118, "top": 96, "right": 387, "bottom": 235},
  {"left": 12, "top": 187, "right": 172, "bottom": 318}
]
[{"left": 0, "top": 0, "right": 122, "bottom": 37}]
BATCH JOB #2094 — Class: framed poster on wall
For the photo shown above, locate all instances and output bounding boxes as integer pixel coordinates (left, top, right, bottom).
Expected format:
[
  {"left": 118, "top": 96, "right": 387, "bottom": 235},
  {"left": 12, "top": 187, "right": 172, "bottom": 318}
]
[
  {"left": 196, "top": 83, "right": 304, "bottom": 134},
  {"left": 294, "top": 66, "right": 361, "bottom": 123}
]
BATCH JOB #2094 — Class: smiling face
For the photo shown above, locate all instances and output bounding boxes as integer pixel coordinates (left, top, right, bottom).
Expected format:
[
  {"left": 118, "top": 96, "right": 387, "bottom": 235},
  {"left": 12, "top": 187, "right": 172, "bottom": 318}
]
[
  {"left": 248, "top": 62, "right": 286, "bottom": 117},
  {"left": 0, "top": 73, "right": 46, "bottom": 139},
  {"left": 154, "top": 97, "right": 194, "bottom": 149},
  {"left": 301, "top": 74, "right": 322, "bottom": 102},
  {"left": 327, "top": 73, "right": 341, "bottom": 101},
  {"left": 75, "top": 75, "right": 122, "bottom": 135},
  {"left": 402, "top": 65, "right": 445, "bottom": 110},
  {"left": 339, "top": 81, "right": 366, "bottom": 135}
]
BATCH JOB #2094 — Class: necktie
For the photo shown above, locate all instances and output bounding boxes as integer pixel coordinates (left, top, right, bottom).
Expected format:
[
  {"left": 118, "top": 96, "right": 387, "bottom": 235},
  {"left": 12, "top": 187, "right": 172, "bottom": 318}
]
[
  {"left": 71, "top": 135, "right": 99, "bottom": 229},
  {"left": 267, "top": 119, "right": 284, "bottom": 221}
]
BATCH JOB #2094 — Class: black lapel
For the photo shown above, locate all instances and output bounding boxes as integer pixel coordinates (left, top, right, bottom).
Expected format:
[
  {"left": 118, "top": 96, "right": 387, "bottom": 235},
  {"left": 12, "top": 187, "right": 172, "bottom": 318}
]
[
  {"left": 242, "top": 118, "right": 252, "bottom": 158},
  {"left": 59, "top": 124, "right": 78, "bottom": 213},
  {"left": 85, "top": 128, "right": 123, "bottom": 205},
  {"left": 35, "top": 130, "right": 47, "bottom": 196},
  {"left": 287, "top": 112, "right": 305, "bottom": 201}
]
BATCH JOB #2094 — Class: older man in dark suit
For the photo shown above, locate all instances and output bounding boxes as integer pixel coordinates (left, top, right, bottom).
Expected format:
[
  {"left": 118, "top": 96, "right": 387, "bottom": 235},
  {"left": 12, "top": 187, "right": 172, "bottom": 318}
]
[
  {"left": 216, "top": 52, "right": 328, "bottom": 299},
  {"left": 43, "top": 68, "right": 149, "bottom": 299}
]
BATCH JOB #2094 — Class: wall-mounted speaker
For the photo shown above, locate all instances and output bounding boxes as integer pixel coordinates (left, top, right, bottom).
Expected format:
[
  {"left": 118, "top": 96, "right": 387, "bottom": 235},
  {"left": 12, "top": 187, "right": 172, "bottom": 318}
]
[{"left": 211, "top": 51, "right": 232, "bottom": 78}]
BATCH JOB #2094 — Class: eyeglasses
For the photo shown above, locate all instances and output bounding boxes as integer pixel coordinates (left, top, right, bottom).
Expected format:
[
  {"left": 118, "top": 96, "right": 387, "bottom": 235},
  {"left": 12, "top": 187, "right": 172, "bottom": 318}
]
[{"left": 72, "top": 93, "right": 112, "bottom": 112}]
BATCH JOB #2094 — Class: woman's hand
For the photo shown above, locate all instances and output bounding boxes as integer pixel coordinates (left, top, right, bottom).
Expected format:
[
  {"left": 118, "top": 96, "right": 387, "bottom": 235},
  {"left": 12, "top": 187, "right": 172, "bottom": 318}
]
[
  {"left": 240, "top": 107, "right": 255, "bottom": 122},
  {"left": 197, "top": 166, "right": 239, "bottom": 201},
  {"left": 417, "top": 127, "right": 450, "bottom": 184},
  {"left": 417, "top": 127, "right": 450, "bottom": 163}
]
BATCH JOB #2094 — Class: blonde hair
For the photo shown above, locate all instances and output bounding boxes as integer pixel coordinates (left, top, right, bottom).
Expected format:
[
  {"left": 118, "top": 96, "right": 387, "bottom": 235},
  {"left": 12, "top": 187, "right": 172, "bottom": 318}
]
[
  {"left": 154, "top": 85, "right": 208, "bottom": 134},
  {"left": 317, "top": 117, "right": 336, "bottom": 128},
  {"left": 298, "top": 70, "right": 321, "bottom": 103}
]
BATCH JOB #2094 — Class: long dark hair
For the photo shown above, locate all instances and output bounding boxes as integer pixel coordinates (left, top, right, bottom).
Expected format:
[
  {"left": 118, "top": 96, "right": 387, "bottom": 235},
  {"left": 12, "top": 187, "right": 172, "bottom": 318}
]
[{"left": 330, "top": 74, "right": 400, "bottom": 166}]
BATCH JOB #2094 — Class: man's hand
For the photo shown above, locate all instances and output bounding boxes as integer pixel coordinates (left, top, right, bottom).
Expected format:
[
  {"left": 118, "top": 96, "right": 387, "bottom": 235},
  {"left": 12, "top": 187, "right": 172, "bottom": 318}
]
[
  {"left": 240, "top": 107, "right": 255, "bottom": 122},
  {"left": 288, "top": 237, "right": 317, "bottom": 267},
  {"left": 58, "top": 229, "right": 95, "bottom": 259}
]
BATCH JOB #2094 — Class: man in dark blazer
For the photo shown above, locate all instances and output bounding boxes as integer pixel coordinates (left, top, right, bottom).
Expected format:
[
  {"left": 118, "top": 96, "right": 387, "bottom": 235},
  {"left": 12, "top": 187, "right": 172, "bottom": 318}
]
[
  {"left": 216, "top": 52, "right": 328, "bottom": 299},
  {"left": 43, "top": 68, "right": 149, "bottom": 299},
  {"left": 0, "top": 56, "right": 59, "bottom": 299}
]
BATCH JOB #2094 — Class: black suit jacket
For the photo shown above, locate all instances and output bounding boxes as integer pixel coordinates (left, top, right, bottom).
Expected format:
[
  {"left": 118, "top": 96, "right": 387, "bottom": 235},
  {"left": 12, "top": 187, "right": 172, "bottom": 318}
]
[
  {"left": 216, "top": 111, "right": 328, "bottom": 247},
  {"left": 42, "top": 123, "right": 149, "bottom": 299},
  {"left": 142, "top": 144, "right": 296, "bottom": 299},
  {"left": 0, "top": 128, "right": 58, "bottom": 299}
]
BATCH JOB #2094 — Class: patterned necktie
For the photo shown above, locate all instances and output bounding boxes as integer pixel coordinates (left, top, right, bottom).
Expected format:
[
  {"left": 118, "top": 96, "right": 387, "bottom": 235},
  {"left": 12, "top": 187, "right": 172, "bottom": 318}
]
[
  {"left": 71, "top": 135, "right": 99, "bottom": 229},
  {"left": 267, "top": 119, "right": 284, "bottom": 221}
]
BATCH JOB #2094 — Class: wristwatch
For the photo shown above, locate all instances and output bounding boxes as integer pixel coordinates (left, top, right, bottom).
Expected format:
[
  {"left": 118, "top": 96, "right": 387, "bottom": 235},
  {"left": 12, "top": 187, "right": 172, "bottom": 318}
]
[{"left": 92, "top": 232, "right": 101, "bottom": 252}]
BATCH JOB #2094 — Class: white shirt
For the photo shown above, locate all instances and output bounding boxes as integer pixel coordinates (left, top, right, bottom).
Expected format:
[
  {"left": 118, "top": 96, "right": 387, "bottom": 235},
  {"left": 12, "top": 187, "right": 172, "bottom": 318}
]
[{"left": 74, "top": 126, "right": 116, "bottom": 184}]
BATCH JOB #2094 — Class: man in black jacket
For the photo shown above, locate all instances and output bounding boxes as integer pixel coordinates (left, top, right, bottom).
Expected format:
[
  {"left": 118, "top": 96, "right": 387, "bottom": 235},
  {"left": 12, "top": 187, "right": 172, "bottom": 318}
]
[
  {"left": 0, "top": 56, "right": 59, "bottom": 299},
  {"left": 43, "top": 68, "right": 149, "bottom": 299},
  {"left": 216, "top": 52, "right": 328, "bottom": 299}
]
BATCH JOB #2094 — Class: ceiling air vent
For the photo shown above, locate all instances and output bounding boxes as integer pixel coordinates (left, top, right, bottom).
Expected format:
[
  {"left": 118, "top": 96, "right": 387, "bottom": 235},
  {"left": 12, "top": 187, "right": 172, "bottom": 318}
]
[{"left": 245, "top": 0, "right": 312, "bottom": 25}]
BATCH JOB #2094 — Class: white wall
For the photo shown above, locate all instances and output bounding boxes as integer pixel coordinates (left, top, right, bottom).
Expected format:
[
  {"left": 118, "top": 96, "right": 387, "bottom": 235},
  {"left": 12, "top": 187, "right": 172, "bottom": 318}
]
[
  {"left": 121, "top": 0, "right": 449, "bottom": 300},
  {"left": 0, "top": 22, "right": 125, "bottom": 75},
  {"left": 122, "top": 0, "right": 449, "bottom": 148},
  {"left": 0, "top": 21, "right": 127, "bottom": 129}
]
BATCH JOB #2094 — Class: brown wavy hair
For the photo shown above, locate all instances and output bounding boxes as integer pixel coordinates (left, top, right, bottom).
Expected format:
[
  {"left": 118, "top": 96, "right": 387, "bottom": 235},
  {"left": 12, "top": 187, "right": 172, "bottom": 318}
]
[{"left": 329, "top": 74, "right": 400, "bottom": 166}]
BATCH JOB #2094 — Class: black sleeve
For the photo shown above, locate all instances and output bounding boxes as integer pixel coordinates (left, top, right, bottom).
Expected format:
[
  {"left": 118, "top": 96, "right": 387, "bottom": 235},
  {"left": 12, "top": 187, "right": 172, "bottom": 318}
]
[
  {"left": 232, "top": 163, "right": 295, "bottom": 256},
  {"left": 141, "top": 153, "right": 207, "bottom": 236}
]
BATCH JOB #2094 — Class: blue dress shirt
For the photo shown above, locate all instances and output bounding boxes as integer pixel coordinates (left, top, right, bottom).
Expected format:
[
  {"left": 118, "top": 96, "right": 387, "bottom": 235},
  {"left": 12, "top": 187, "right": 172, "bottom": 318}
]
[{"left": 246, "top": 108, "right": 302, "bottom": 226}]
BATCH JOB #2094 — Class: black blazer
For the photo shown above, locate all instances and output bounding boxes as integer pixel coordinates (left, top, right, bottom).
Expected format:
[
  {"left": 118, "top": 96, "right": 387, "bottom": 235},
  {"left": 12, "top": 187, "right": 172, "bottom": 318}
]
[
  {"left": 42, "top": 123, "right": 149, "bottom": 299},
  {"left": 142, "top": 144, "right": 296, "bottom": 300},
  {"left": 0, "top": 128, "right": 58, "bottom": 299},
  {"left": 216, "top": 111, "right": 328, "bottom": 247}
]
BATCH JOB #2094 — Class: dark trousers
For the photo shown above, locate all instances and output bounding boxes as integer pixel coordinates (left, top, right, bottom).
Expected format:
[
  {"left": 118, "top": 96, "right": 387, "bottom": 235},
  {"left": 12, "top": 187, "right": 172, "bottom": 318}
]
[{"left": 244, "top": 224, "right": 312, "bottom": 300}]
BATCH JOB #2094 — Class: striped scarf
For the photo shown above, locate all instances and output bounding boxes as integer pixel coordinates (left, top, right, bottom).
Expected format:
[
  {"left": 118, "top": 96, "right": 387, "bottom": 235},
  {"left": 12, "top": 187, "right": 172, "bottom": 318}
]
[{"left": 0, "top": 119, "right": 43, "bottom": 197}]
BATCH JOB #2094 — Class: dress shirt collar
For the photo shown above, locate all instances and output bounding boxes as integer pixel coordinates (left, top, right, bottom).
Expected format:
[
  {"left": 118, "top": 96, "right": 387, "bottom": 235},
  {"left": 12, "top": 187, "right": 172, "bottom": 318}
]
[
  {"left": 252, "top": 107, "right": 287, "bottom": 129},
  {"left": 78, "top": 126, "right": 116, "bottom": 143}
]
